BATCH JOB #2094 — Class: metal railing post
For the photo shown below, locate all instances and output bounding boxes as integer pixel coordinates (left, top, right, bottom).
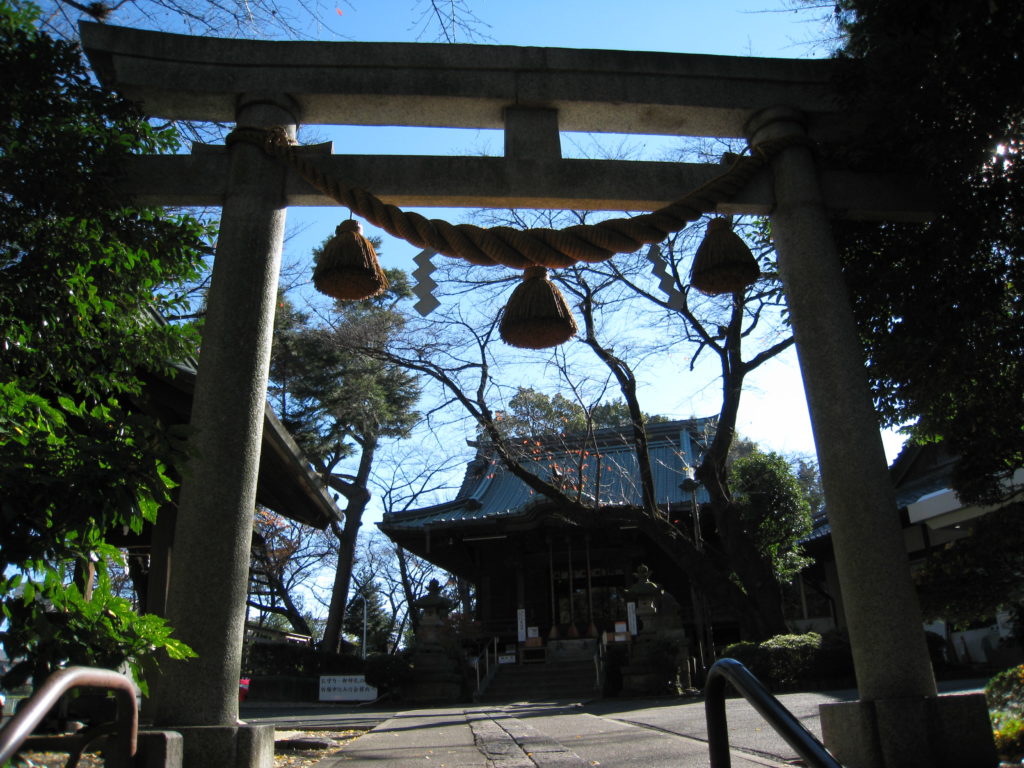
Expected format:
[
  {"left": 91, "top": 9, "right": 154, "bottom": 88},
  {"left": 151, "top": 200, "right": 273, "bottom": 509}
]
[
  {"left": 0, "top": 667, "right": 138, "bottom": 768},
  {"left": 472, "top": 636, "right": 504, "bottom": 698},
  {"left": 704, "top": 658, "right": 843, "bottom": 768}
]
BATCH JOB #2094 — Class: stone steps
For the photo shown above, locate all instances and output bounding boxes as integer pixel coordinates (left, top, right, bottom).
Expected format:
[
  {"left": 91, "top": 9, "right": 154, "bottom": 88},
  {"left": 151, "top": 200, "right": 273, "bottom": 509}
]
[{"left": 477, "top": 659, "right": 600, "bottom": 703}]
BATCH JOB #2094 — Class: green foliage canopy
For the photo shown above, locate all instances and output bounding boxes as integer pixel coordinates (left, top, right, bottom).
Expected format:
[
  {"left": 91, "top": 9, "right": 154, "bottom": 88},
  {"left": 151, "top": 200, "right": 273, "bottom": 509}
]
[
  {"left": 828, "top": 0, "right": 1024, "bottom": 503},
  {"left": 343, "top": 581, "right": 395, "bottom": 655},
  {"left": 268, "top": 272, "right": 420, "bottom": 473},
  {"left": 268, "top": 268, "right": 421, "bottom": 655},
  {"left": 495, "top": 387, "right": 668, "bottom": 440},
  {"left": 729, "top": 450, "right": 813, "bottom": 584},
  {"left": 0, "top": 3, "right": 204, "bottom": 686}
]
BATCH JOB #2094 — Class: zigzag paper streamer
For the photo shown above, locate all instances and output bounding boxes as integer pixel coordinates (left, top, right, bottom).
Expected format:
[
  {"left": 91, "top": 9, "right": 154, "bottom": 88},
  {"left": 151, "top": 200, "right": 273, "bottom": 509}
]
[
  {"left": 411, "top": 248, "right": 440, "bottom": 316},
  {"left": 647, "top": 244, "right": 685, "bottom": 310}
]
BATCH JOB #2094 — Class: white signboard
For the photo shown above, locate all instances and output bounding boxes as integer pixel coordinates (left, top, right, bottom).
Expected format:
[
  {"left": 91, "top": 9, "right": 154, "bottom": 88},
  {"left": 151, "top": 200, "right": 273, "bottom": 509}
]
[
  {"left": 626, "top": 601, "right": 638, "bottom": 636},
  {"left": 517, "top": 608, "right": 527, "bottom": 642},
  {"left": 319, "top": 674, "right": 378, "bottom": 702}
]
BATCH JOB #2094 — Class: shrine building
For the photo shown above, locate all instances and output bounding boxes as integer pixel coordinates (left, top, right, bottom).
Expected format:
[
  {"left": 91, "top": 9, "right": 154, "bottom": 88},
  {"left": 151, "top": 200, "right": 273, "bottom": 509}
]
[{"left": 380, "top": 418, "right": 718, "bottom": 656}]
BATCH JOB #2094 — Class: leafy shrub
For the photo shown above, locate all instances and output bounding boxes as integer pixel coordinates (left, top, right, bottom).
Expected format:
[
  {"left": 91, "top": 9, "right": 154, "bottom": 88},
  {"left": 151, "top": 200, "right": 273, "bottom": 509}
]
[
  {"left": 1, "top": 569, "right": 194, "bottom": 694},
  {"left": 992, "top": 714, "right": 1024, "bottom": 760},
  {"left": 758, "top": 632, "right": 822, "bottom": 688},
  {"left": 245, "top": 642, "right": 363, "bottom": 677},
  {"left": 722, "top": 632, "right": 852, "bottom": 690},
  {"left": 720, "top": 641, "right": 760, "bottom": 673},
  {"left": 365, "top": 651, "right": 413, "bottom": 697},
  {"left": 987, "top": 665, "right": 1024, "bottom": 760},
  {"left": 987, "top": 664, "right": 1024, "bottom": 716}
]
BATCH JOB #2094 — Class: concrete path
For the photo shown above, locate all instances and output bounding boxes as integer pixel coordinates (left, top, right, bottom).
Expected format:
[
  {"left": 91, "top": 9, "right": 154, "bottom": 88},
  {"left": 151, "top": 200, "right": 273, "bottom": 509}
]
[
  {"left": 244, "top": 693, "right": 843, "bottom": 767},
  {"left": 241, "top": 680, "right": 987, "bottom": 768}
]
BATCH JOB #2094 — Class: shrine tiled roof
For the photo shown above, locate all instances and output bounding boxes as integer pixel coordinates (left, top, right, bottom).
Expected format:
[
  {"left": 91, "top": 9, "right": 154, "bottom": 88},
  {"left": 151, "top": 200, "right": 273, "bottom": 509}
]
[{"left": 381, "top": 418, "right": 715, "bottom": 532}]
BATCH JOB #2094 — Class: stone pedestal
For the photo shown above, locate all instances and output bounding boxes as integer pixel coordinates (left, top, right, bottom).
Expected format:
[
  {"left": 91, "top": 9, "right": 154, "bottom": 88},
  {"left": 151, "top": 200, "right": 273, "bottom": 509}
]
[
  {"left": 101, "top": 730, "right": 184, "bottom": 768},
  {"left": 166, "top": 725, "right": 274, "bottom": 768},
  {"left": 404, "top": 647, "right": 463, "bottom": 703},
  {"left": 548, "top": 638, "right": 596, "bottom": 661},
  {"left": 135, "top": 730, "right": 184, "bottom": 768},
  {"left": 820, "top": 693, "right": 997, "bottom": 768},
  {"left": 404, "top": 579, "right": 463, "bottom": 703}
]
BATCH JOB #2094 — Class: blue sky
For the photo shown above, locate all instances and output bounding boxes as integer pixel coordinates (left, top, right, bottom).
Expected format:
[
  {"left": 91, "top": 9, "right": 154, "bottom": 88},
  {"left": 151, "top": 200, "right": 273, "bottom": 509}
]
[
  {"left": 319, "top": 0, "right": 829, "bottom": 55},
  {"left": 271, "top": 1, "right": 907, "bottom": 487}
]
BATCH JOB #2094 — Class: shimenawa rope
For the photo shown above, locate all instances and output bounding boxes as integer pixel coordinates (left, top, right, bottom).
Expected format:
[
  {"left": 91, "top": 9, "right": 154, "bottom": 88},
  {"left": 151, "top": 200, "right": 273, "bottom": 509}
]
[{"left": 225, "top": 127, "right": 802, "bottom": 270}]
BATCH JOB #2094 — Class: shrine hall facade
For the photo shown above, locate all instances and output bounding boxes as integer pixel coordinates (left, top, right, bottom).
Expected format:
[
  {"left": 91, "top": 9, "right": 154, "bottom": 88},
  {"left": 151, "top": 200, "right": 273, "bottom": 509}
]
[{"left": 379, "top": 419, "right": 716, "bottom": 646}]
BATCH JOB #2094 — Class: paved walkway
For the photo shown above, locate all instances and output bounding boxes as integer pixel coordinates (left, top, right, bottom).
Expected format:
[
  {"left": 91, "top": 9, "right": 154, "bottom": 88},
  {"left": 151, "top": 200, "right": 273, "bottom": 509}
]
[
  {"left": 240, "top": 679, "right": 987, "bottom": 768},
  {"left": 243, "top": 691, "right": 848, "bottom": 767}
]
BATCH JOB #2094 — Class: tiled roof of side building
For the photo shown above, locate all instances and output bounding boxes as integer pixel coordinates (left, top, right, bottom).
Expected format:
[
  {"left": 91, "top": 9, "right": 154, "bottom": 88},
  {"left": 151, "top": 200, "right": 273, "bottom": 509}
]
[{"left": 800, "top": 443, "right": 964, "bottom": 544}]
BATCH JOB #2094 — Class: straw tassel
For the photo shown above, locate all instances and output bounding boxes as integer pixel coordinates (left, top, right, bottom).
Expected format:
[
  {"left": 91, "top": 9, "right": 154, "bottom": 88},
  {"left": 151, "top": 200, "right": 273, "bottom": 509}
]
[
  {"left": 312, "top": 219, "right": 389, "bottom": 300},
  {"left": 689, "top": 217, "right": 760, "bottom": 295},
  {"left": 499, "top": 266, "right": 578, "bottom": 349}
]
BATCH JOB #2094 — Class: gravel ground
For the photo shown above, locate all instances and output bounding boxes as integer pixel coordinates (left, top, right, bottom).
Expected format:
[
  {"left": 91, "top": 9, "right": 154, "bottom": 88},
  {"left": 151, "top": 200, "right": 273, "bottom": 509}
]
[
  {"left": 272, "top": 729, "right": 364, "bottom": 768},
  {"left": 14, "top": 729, "right": 364, "bottom": 768}
]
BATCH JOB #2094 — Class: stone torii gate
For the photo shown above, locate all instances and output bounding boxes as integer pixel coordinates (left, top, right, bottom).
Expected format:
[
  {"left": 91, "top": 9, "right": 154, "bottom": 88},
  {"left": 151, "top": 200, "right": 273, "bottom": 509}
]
[{"left": 80, "top": 23, "right": 994, "bottom": 768}]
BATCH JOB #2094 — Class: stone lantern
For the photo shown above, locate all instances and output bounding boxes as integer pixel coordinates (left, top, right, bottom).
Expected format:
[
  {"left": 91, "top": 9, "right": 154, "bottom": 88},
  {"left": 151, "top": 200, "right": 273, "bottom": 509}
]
[
  {"left": 404, "top": 579, "right": 463, "bottom": 702},
  {"left": 413, "top": 578, "right": 450, "bottom": 644},
  {"left": 620, "top": 565, "right": 690, "bottom": 695},
  {"left": 627, "top": 564, "right": 663, "bottom": 633}
]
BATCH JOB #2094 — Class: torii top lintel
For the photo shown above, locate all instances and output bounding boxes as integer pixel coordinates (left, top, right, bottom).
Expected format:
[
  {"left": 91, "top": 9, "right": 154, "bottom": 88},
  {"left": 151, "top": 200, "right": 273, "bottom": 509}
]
[
  {"left": 81, "top": 21, "right": 842, "bottom": 138},
  {"left": 79, "top": 23, "right": 936, "bottom": 219}
]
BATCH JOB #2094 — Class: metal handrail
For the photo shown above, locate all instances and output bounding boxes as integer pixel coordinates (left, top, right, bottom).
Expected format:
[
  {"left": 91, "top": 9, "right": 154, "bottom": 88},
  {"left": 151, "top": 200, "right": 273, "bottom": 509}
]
[
  {"left": 471, "top": 636, "right": 500, "bottom": 698},
  {"left": 0, "top": 666, "right": 138, "bottom": 767},
  {"left": 704, "top": 658, "right": 842, "bottom": 768}
]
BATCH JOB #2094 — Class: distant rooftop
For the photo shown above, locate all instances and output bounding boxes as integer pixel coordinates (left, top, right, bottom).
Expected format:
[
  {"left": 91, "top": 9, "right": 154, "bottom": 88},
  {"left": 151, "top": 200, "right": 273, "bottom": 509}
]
[{"left": 381, "top": 417, "right": 715, "bottom": 533}]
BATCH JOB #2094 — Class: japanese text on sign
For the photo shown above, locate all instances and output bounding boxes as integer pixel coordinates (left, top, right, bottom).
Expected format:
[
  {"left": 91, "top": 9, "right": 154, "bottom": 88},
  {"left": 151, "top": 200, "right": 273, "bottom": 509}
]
[{"left": 319, "top": 674, "right": 378, "bottom": 701}]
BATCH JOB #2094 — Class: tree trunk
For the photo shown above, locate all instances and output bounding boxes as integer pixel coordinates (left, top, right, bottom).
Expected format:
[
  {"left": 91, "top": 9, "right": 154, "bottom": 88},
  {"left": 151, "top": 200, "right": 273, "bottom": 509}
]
[
  {"left": 694, "top": 303, "right": 790, "bottom": 640},
  {"left": 715, "top": 500, "right": 788, "bottom": 638},
  {"left": 248, "top": 531, "right": 315, "bottom": 637},
  {"left": 320, "top": 435, "right": 377, "bottom": 654},
  {"left": 246, "top": 572, "right": 314, "bottom": 638},
  {"left": 320, "top": 498, "right": 366, "bottom": 653},
  {"left": 395, "top": 545, "right": 421, "bottom": 635}
]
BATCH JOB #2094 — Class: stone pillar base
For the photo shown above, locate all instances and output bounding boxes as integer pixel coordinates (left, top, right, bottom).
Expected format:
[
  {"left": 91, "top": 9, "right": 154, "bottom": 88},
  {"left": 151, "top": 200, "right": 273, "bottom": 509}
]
[
  {"left": 137, "top": 730, "right": 184, "bottom": 768},
  {"left": 168, "top": 724, "right": 275, "bottom": 768},
  {"left": 820, "top": 693, "right": 996, "bottom": 768},
  {"left": 104, "top": 729, "right": 183, "bottom": 768}
]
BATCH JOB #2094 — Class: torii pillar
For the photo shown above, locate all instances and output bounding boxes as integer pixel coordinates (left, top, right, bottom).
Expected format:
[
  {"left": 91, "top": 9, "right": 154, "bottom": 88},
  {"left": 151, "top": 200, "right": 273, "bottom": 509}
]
[
  {"left": 747, "top": 107, "right": 995, "bottom": 768},
  {"left": 152, "top": 94, "right": 297, "bottom": 768}
]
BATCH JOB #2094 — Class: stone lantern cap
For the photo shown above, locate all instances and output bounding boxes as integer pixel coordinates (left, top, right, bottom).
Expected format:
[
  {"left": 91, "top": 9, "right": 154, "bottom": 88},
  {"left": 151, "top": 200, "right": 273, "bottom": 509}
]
[
  {"left": 412, "top": 578, "right": 450, "bottom": 611},
  {"left": 626, "top": 564, "right": 663, "bottom": 599}
]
